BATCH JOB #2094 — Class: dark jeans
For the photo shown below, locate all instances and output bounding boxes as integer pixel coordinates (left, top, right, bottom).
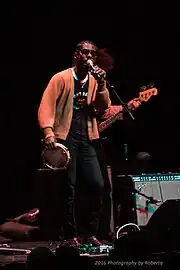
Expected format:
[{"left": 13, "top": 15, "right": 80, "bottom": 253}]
[
  {"left": 58, "top": 136, "right": 104, "bottom": 239},
  {"left": 95, "top": 141, "right": 113, "bottom": 239}
]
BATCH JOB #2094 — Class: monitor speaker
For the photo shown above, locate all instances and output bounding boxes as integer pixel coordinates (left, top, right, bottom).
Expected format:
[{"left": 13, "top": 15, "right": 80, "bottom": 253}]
[
  {"left": 147, "top": 199, "right": 180, "bottom": 232},
  {"left": 112, "top": 199, "right": 180, "bottom": 258},
  {"left": 146, "top": 199, "right": 180, "bottom": 251}
]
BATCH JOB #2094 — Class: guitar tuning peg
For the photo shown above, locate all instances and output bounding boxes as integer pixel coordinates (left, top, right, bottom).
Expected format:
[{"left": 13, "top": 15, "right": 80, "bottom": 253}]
[
  {"left": 140, "top": 85, "right": 147, "bottom": 91},
  {"left": 147, "top": 82, "right": 154, "bottom": 89}
]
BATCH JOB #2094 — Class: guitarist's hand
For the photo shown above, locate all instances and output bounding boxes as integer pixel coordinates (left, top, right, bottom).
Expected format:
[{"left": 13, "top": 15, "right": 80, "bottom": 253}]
[
  {"left": 100, "top": 105, "right": 123, "bottom": 121},
  {"left": 127, "top": 98, "right": 141, "bottom": 110}
]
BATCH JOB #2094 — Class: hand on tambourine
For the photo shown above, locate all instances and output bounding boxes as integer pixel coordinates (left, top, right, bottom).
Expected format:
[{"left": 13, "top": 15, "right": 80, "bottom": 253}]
[
  {"left": 44, "top": 136, "right": 57, "bottom": 150},
  {"left": 127, "top": 98, "right": 141, "bottom": 110}
]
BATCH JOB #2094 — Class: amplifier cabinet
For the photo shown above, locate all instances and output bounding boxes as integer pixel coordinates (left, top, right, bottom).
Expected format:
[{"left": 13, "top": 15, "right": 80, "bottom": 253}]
[{"left": 133, "top": 174, "right": 180, "bottom": 226}]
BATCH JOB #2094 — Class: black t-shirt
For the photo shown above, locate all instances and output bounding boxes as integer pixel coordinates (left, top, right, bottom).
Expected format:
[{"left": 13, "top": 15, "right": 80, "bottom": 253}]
[{"left": 68, "top": 78, "right": 89, "bottom": 141}]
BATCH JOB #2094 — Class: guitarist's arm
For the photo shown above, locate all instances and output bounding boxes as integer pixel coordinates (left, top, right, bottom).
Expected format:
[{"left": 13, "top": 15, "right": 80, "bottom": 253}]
[
  {"left": 100, "top": 99, "right": 141, "bottom": 121},
  {"left": 100, "top": 105, "right": 123, "bottom": 121}
]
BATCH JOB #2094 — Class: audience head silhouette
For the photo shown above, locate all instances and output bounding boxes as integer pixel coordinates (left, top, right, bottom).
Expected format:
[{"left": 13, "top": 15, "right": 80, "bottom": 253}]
[{"left": 26, "top": 246, "right": 54, "bottom": 270}]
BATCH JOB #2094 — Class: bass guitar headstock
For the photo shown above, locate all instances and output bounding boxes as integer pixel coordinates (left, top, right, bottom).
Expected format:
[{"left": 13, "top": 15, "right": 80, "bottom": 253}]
[{"left": 139, "top": 83, "right": 158, "bottom": 102}]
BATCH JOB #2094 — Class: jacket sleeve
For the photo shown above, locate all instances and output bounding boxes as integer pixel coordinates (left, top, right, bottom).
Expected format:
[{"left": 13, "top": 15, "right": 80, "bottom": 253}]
[
  {"left": 38, "top": 74, "right": 63, "bottom": 139},
  {"left": 93, "top": 81, "right": 111, "bottom": 113}
]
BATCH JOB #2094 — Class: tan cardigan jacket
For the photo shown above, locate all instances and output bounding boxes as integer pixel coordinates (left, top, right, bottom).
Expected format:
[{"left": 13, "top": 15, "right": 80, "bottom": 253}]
[{"left": 38, "top": 68, "right": 111, "bottom": 140}]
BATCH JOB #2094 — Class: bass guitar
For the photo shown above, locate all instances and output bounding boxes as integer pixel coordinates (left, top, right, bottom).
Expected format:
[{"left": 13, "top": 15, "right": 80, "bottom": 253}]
[{"left": 98, "top": 86, "right": 158, "bottom": 133}]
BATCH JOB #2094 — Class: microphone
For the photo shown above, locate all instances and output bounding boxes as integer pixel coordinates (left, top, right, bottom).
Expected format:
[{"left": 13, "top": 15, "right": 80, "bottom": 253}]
[
  {"left": 86, "top": 59, "right": 104, "bottom": 79},
  {"left": 86, "top": 59, "right": 95, "bottom": 70},
  {"left": 132, "top": 188, "right": 161, "bottom": 204},
  {"left": 148, "top": 197, "right": 161, "bottom": 204}
]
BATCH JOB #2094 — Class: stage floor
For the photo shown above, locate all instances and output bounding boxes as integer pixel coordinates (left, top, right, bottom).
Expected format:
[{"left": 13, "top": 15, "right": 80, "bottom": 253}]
[
  {"left": 0, "top": 241, "right": 111, "bottom": 268},
  {"left": 0, "top": 241, "right": 180, "bottom": 270}
]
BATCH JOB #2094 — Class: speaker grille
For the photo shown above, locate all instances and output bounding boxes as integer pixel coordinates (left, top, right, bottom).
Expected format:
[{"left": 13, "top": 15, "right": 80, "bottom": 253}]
[{"left": 134, "top": 179, "right": 180, "bottom": 226}]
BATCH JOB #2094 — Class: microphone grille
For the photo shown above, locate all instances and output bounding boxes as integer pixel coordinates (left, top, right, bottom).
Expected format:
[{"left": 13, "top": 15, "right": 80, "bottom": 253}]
[{"left": 87, "top": 59, "right": 93, "bottom": 66}]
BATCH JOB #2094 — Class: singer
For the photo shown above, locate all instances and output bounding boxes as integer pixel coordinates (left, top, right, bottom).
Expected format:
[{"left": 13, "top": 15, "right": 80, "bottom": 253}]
[{"left": 38, "top": 40, "right": 114, "bottom": 246}]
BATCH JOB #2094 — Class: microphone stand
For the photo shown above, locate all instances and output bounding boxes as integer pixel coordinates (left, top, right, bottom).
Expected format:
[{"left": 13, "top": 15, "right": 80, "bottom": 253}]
[
  {"left": 132, "top": 188, "right": 161, "bottom": 205},
  {"left": 103, "top": 81, "right": 136, "bottom": 230},
  {"left": 106, "top": 82, "right": 137, "bottom": 226},
  {"left": 107, "top": 82, "right": 135, "bottom": 120}
]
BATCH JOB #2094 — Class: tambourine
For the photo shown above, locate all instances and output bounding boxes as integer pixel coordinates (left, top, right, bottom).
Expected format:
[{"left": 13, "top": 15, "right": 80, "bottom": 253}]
[{"left": 41, "top": 143, "right": 71, "bottom": 169}]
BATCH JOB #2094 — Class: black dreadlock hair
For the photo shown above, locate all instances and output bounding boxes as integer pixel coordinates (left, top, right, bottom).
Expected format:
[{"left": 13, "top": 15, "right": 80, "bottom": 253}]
[{"left": 75, "top": 40, "right": 97, "bottom": 52}]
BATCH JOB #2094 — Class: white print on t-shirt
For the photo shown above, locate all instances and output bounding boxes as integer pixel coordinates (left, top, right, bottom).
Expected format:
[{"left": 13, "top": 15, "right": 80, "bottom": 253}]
[{"left": 73, "top": 91, "right": 88, "bottom": 110}]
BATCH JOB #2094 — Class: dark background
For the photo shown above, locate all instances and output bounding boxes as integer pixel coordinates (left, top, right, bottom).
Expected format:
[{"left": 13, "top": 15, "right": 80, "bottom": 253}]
[{"left": 0, "top": 2, "right": 179, "bottom": 220}]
